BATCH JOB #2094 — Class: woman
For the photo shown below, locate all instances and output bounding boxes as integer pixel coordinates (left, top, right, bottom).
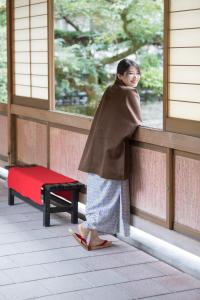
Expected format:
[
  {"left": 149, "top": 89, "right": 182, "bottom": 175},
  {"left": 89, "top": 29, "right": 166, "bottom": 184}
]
[{"left": 71, "top": 58, "right": 142, "bottom": 250}]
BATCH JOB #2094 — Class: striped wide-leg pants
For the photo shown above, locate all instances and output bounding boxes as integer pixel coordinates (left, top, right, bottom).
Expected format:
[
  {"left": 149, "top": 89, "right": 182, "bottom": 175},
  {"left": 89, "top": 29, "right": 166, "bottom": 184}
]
[{"left": 83, "top": 173, "right": 130, "bottom": 237}]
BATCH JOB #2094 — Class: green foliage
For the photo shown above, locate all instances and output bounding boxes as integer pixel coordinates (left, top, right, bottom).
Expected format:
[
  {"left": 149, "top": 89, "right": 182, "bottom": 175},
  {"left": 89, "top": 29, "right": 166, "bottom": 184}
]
[
  {"left": 55, "top": 0, "right": 163, "bottom": 115},
  {"left": 0, "top": 0, "right": 7, "bottom": 103}
]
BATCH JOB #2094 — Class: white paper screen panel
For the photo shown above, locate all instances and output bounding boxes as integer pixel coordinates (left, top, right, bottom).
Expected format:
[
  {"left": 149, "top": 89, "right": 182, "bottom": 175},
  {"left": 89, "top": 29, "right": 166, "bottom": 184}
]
[
  {"left": 169, "top": 3, "right": 200, "bottom": 121},
  {"left": 15, "top": 18, "right": 29, "bottom": 29},
  {"left": 14, "top": 0, "right": 29, "bottom": 8},
  {"left": 170, "top": 66, "right": 200, "bottom": 84},
  {"left": 15, "top": 63, "right": 30, "bottom": 74},
  {"left": 15, "top": 52, "right": 30, "bottom": 63},
  {"left": 169, "top": 84, "right": 200, "bottom": 103},
  {"left": 170, "top": 48, "right": 200, "bottom": 65},
  {"left": 15, "top": 6, "right": 29, "bottom": 19},
  {"left": 31, "top": 2, "right": 47, "bottom": 16},
  {"left": 32, "top": 64, "right": 48, "bottom": 75},
  {"left": 15, "top": 29, "right": 30, "bottom": 41},
  {"left": 15, "top": 74, "right": 31, "bottom": 86},
  {"left": 170, "top": 10, "right": 200, "bottom": 30},
  {"left": 31, "top": 39, "right": 47, "bottom": 51},
  {"left": 170, "top": 29, "right": 200, "bottom": 47},
  {"left": 14, "top": 0, "right": 48, "bottom": 100},
  {"left": 169, "top": 101, "right": 200, "bottom": 121},
  {"left": 31, "top": 27, "right": 47, "bottom": 39},
  {"left": 32, "top": 75, "right": 48, "bottom": 87},
  {"left": 32, "top": 87, "right": 48, "bottom": 99},
  {"left": 171, "top": 0, "right": 200, "bottom": 11},
  {"left": 15, "top": 85, "right": 30, "bottom": 97}
]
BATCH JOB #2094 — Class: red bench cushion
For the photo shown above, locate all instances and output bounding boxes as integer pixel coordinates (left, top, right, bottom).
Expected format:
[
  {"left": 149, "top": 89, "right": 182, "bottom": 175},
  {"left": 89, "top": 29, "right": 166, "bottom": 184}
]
[{"left": 8, "top": 166, "right": 77, "bottom": 205}]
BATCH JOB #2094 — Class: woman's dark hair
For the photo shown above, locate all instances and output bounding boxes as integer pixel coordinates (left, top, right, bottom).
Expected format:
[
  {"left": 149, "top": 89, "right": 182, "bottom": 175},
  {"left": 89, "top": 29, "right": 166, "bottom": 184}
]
[{"left": 117, "top": 58, "right": 140, "bottom": 75}]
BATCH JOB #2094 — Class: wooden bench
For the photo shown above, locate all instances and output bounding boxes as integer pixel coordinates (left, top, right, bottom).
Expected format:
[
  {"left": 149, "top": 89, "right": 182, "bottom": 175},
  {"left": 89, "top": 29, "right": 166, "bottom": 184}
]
[{"left": 7, "top": 165, "right": 85, "bottom": 227}]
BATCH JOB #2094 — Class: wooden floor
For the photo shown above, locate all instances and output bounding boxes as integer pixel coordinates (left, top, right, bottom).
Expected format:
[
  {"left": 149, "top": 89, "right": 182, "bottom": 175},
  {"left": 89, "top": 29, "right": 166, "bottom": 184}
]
[{"left": 1, "top": 178, "right": 200, "bottom": 300}]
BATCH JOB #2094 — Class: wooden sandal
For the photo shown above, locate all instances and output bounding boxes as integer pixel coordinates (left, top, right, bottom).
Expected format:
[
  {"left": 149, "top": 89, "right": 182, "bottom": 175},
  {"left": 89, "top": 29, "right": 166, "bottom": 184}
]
[
  {"left": 88, "top": 240, "right": 112, "bottom": 251},
  {"left": 68, "top": 229, "right": 89, "bottom": 251}
]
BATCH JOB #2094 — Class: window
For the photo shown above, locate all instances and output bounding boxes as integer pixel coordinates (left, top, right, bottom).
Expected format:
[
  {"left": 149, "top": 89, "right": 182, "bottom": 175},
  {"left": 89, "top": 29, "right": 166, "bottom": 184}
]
[
  {"left": 13, "top": 0, "right": 48, "bottom": 101},
  {"left": 0, "top": 0, "right": 7, "bottom": 103},
  {"left": 54, "top": 0, "right": 163, "bottom": 129}
]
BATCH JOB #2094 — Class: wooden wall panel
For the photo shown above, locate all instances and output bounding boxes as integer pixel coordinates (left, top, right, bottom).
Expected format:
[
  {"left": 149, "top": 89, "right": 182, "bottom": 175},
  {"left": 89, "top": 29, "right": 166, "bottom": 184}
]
[
  {"left": 174, "top": 155, "right": 200, "bottom": 231},
  {"left": 50, "top": 127, "right": 87, "bottom": 184},
  {"left": 16, "top": 118, "right": 47, "bottom": 166},
  {"left": 130, "top": 146, "right": 166, "bottom": 220},
  {"left": 0, "top": 115, "right": 8, "bottom": 157}
]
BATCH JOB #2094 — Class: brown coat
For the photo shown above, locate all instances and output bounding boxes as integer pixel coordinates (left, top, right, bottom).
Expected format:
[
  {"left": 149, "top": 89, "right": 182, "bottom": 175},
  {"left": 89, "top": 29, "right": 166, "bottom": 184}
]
[{"left": 78, "top": 78, "right": 142, "bottom": 180}]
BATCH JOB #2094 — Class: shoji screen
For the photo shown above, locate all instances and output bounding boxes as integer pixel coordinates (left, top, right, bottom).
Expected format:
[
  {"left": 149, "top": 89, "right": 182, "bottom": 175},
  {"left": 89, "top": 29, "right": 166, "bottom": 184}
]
[
  {"left": 14, "top": 0, "right": 48, "bottom": 100},
  {"left": 168, "top": 0, "right": 200, "bottom": 121}
]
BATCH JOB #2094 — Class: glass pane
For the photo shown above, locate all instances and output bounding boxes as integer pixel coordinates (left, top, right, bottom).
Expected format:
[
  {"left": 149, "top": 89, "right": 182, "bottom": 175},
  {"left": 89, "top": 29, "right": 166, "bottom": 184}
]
[
  {"left": 169, "top": 101, "right": 200, "bottom": 121},
  {"left": 0, "top": 0, "right": 7, "bottom": 103},
  {"left": 32, "top": 75, "right": 48, "bottom": 87},
  {"left": 15, "top": 84, "right": 31, "bottom": 97},
  {"left": 31, "top": 2, "right": 47, "bottom": 16},
  {"left": 32, "top": 87, "right": 48, "bottom": 99},
  {"left": 54, "top": 0, "right": 164, "bottom": 129}
]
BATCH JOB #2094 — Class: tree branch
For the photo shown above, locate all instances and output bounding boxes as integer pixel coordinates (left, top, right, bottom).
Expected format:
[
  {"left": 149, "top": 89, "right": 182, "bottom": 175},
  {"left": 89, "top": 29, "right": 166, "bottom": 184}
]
[
  {"left": 100, "top": 46, "right": 138, "bottom": 65},
  {"left": 63, "top": 16, "right": 80, "bottom": 31}
]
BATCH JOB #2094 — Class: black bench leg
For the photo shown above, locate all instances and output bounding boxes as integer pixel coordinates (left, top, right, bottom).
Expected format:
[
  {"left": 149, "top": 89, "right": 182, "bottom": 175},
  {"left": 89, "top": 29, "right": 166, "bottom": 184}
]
[
  {"left": 71, "top": 190, "right": 79, "bottom": 224},
  {"left": 43, "top": 189, "right": 50, "bottom": 227},
  {"left": 8, "top": 189, "right": 14, "bottom": 205}
]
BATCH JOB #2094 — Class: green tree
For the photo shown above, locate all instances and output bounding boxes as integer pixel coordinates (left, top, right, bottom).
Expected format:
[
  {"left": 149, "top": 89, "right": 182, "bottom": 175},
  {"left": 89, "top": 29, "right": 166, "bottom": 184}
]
[
  {"left": 54, "top": 0, "right": 163, "bottom": 113},
  {"left": 0, "top": 0, "right": 7, "bottom": 103}
]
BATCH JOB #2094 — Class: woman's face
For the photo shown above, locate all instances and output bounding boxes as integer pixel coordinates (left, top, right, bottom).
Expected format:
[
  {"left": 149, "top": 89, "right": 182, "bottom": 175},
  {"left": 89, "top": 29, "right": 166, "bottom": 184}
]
[{"left": 117, "top": 66, "right": 140, "bottom": 88}]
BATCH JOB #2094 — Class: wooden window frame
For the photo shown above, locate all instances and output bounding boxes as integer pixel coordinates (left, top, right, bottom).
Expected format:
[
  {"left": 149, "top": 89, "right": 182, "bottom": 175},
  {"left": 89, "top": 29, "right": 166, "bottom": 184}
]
[{"left": 0, "top": 0, "right": 199, "bottom": 137}]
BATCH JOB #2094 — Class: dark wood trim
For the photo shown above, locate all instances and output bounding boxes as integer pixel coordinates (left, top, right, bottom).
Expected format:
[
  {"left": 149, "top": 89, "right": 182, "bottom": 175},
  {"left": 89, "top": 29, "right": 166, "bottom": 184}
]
[
  {"left": 48, "top": 0, "right": 55, "bottom": 110},
  {"left": 0, "top": 104, "right": 8, "bottom": 114},
  {"left": 131, "top": 141, "right": 167, "bottom": 153},
  {"left": 47, "top": 124, "right": 50, "bottom": 168},
  {"left": 174, "top": 223, "right": 200, "bottom": 241},
  {"left": 134, "top": 127, "right": 200, "bottom": 155},
  {"left": 49, "top": 122, "right": 90, "bottom": 135},
  {"left": 16, "top": 115, "right": 48, "bottom": 125},
  {"left": 166, "top": 148, "right": 174, "bottom": 229},
  {"left": 131, "top": 206, "right": 168, "bottom": 228},
  {"left": 0, "top": 154, "right": 8, "bottom": 162},
  {"left": 174, "top": 150, "right": 200, "bottom": 161},
  {"left": 7, "top": 0, "right": 14, "bottom": 165},
  {"left": 11, "top": 104, "right": 92, "bottom": 130},
  {"left": 163, "top": 0, "right": 170, "bottom": 130},
  {"left": 13, "top": 96, "right": 49, "bottom": 109},
  {"left": 166, "top": 117, "right": 200, "bottom": 138}
]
